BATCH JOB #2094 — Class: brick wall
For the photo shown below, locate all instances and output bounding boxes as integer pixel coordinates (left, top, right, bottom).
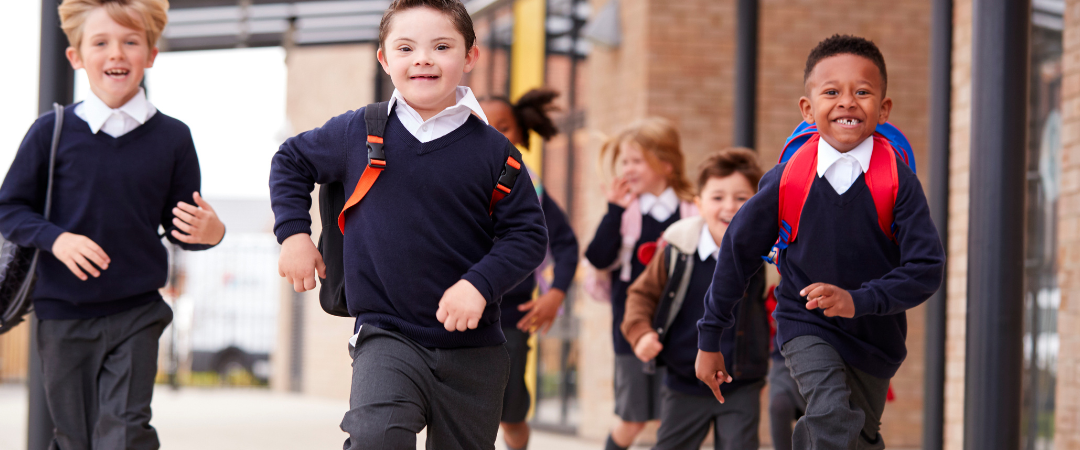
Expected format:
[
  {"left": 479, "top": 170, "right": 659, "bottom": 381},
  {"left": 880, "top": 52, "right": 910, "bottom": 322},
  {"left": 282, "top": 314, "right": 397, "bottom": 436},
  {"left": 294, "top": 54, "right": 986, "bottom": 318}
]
[
  {"left": 944, "top": 0, "right": 972, "bottom": 448},
  {"left": 1055, "top": 1, "right": 1080, "bottom": 449}
]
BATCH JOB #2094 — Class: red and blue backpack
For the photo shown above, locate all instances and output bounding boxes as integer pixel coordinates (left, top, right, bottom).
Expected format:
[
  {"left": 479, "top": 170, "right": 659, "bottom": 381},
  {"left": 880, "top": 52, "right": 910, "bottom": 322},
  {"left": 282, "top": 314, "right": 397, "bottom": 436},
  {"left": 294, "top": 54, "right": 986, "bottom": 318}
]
[{"left": 763, "top": 122, "right": 916, "bottom": 266}]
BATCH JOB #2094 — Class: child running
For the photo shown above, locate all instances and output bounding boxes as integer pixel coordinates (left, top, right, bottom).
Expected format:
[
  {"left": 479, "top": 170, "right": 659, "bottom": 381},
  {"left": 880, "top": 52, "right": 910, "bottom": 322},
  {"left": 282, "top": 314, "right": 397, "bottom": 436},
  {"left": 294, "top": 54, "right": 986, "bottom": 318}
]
[
  {"left": 479, "top": 89, "right": 580, "bottom": 450},
  {"left": 269, "top": 0, "right": 548, "bottom": 448},
  {"left": 622, "top": 149, "right": 770, "bottom": 450},
  {"left": 695, "top": 35, "right": 945, "bottom": 449},
  {"left": 584, "top": 117, "right": 696, "bottom": 450},
  {"left": 0, "top": 0, "right": 226, "bottom": 448}
]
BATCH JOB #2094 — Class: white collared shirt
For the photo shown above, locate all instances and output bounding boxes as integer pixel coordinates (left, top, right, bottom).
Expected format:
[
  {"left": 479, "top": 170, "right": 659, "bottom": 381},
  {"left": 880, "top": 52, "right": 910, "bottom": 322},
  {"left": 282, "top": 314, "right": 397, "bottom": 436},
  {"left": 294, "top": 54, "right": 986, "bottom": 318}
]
[
  {"left": 817, "top": 136, "right": 873, "bottom": 194},
  {"left": 697, "top": 224, "right": 720, "bottom": 262},
  {"left": 639, "top": 187, "right": 680, "bottom": 222},
  {"left": 74, "top": 88, "right": 157, "bottom": 138},
  {"left": 387, "top": 86, "right": 488, "bottom": 143}
]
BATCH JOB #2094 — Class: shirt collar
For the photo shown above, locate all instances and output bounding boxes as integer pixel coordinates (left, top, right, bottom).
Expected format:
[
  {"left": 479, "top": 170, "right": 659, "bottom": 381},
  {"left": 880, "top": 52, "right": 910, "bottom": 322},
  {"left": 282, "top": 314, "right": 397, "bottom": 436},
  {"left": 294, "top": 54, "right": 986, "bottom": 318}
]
[
  {"left": 81, "top": 88, "right": 154, "bottom": 134},
  {"left": 639, "top": 187, "right": 679, "bottom": 218},
  {"left": 697, "top": 223, "right": 720, "bottom": 262},
  {"left": 817, "top": 135, "right": 874, "bottom": 177},
  {"left": 387, "top": 86, "right": 489, "bottom": 124}
]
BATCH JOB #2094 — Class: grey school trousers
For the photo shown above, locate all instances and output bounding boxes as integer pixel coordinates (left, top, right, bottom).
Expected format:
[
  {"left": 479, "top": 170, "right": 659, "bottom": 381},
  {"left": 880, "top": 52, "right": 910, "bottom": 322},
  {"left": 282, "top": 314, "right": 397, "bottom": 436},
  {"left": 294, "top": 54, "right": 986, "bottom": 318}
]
[
  {"left": 652, "top": 380, "right": 765, "bottom": 450},
  {"left": 781, "top": 335, "right": 890, "bottom": 450},
  {"left": 341, "top": 324, "right": 509, "bottom": 450},
  {"left": 37, "top": 299, "right": 173, "bottom": 450}
]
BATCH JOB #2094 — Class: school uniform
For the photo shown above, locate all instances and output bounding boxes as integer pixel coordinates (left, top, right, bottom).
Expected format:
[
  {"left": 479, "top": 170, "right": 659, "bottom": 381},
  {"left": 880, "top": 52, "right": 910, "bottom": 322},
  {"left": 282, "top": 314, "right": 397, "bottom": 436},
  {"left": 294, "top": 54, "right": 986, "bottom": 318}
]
[
  {"left": 585, "top": 189, "right": 683, "bottom": 422},
  {"left": 698, "top": 136, "right": 945, "bottom": 449},
  {"left": 270, "top": 87, "right": 548, "bottom": 450},
  {"left": 500, "top": 190, "right": 578, "bottom": 424},
  {"left": 767, "top": 349, "right": 805, "bottom": 450},
  {"left": 622, "top": 217, "right": 768, "bottom": 450},
  {"left": 0, "top": 90, "right": 217, "bottom": 450}
]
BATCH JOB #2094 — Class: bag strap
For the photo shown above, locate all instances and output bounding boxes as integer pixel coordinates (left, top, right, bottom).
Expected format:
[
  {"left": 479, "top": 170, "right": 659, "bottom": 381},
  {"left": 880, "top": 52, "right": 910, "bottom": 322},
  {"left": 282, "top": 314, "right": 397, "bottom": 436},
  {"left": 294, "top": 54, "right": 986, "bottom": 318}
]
[
  {"left": 45, "top": 103, "right": 63, "bottom": 221},
  {"left": 489, "top": 144, "right": 524, "bottom": 214},
  {"left": 864, "top": 136, "right": 900, "bottom": 242},
  {"left": 777, "top": 134, "right": 819, "bottom": 248},
  {"left": 337, "top": 101, "right": 391, "bottom": 232}
]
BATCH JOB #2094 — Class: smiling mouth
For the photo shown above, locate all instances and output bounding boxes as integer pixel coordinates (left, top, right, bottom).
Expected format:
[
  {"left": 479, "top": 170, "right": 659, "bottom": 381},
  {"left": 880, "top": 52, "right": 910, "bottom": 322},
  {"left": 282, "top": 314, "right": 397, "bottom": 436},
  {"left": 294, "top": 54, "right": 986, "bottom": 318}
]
[
  {"left": 410, "top": 75, "right": 439, "bottom": 80},
  {"left": 105, "top": 68, "right": 130, "bottom": 78},
  {"left": 834, "top": 118, "right": 862, "bottom": 126}
]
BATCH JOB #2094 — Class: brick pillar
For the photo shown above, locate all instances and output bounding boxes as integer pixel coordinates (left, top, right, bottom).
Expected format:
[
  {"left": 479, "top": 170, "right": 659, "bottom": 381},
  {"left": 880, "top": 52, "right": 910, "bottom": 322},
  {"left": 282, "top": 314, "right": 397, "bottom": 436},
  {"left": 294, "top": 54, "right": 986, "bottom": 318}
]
[
  {"left": 943, "top": 0, "right": 973, "bottom": 448},
  {"left": 1055, "top": 1, "right": 1080, "bottom": 449},
  {"left": 269, "top": 44, "right": 377, "bottom": 399}
]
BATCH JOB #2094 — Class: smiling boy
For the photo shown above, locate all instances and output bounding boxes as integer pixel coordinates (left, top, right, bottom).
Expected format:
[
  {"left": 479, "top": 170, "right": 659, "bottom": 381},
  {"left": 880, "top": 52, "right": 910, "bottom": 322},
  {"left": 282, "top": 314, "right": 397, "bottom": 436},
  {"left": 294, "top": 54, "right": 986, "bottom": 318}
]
[
  {"left": 0, "top": 0, "right": 225, "bottom": 448},
  {"left": 269, "top": 0, "right": 547, "bottom": 448},
  {"left": 694, "top": 35, "right": 945, "bottom": 449}
]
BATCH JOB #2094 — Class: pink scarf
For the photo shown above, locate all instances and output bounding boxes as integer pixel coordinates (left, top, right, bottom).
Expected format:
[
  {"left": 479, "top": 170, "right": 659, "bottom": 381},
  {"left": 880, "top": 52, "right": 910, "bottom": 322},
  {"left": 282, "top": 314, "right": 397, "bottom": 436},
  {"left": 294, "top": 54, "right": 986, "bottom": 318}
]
[{"left": 585, "top": 197, "right": 698, "bottom": 302}]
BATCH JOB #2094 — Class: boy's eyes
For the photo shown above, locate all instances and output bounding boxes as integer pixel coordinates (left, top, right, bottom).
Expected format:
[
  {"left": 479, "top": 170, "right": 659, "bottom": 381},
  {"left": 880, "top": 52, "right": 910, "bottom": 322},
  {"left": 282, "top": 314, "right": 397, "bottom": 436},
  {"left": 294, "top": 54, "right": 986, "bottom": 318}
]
[
  {"left": 436, "top": 44, "right": 449, "bottom": 51},
  {"left": 398, "top": 46, "right": 412, "bottom": 52}
]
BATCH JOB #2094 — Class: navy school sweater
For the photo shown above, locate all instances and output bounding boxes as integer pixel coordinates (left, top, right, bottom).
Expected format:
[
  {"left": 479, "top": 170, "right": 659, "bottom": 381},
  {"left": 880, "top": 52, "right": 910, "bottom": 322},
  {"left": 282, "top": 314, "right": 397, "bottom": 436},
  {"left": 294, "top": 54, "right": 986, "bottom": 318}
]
[
  {"left": 0, "top": 104, "right": 216, "bottom": 320},
  {"left": 501, "top": 191, "right": 579, "bottom": 327},
  {"left": 269, "top": 108, "right": 548, "bottom": 349},
  {"left": 698, "top": 158, "right": 944, "bottom": 379},
  {"left": 661, "top": 254, "right": 761, "bottom": 397},
  {"left": 585, "top": 203, "right": 680, "bottom": 355}
]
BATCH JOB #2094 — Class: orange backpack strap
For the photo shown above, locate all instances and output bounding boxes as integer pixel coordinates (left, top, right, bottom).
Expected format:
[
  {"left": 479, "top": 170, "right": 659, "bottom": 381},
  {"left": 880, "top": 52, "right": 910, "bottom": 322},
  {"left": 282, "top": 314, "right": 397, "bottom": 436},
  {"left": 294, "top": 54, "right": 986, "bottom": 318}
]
[
  {"left": 337, "top": 102, "right": 390, "bottom": 233},
  {"left": 863, "top": 135, "right": 900, "bottom": 242},
  {"left": 489, "top": 144, "right": 524, "bottom": 214}
]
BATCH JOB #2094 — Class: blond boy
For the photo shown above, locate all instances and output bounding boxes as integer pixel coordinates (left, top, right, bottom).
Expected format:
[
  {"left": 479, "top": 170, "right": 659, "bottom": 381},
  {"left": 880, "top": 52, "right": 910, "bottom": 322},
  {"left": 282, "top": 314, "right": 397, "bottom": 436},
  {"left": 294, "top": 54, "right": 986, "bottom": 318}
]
[{"left": 0, "top": 1, "right": 224, "bottom": 448}]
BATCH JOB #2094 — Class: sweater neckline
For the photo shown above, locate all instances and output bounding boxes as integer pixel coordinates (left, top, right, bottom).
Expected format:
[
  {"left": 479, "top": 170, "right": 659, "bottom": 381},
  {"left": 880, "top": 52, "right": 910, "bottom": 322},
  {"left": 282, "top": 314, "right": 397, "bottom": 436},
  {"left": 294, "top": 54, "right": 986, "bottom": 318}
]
[
  {"left": 815, "top": 173, "right": 868, "bottom": 206},
  {"left": 67, "top": 103, "right": 165, "bottom": 148},
  {"left": 385, "top": 112, "right": 484, "bottom": 155}
]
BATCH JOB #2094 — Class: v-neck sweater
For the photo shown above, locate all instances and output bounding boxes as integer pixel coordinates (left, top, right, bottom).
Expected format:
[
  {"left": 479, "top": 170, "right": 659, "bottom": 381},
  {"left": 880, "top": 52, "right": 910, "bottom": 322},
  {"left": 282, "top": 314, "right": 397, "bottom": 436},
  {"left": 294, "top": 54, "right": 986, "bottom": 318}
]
[
  {"left": 0, "top": 104, "right": 214, "bottom": 320},
  {"left": 698, "top": 158, "right": 945, "bottom": 379},
  {"left": 270, "top": 108, "right": 548, "bottom": 349}
]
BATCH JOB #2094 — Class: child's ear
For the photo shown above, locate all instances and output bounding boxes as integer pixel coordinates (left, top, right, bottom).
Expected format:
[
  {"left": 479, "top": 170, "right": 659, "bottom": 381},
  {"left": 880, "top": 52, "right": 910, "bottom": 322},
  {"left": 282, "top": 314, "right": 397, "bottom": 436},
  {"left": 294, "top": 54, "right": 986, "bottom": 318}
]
[
  {"left": 463, "top": 45, "right": 480, "bottom": 74},
  {"left": 145, "top": 46, "right": 159, "bottom": 69},
  {"left": 376, "top": 48, "right": 391, "bottom": 74},
  {"left": 694, "top": 195, "right": 702, "bottom": 211},
  {"left": 878, "top": 96, "right": 893, "bottom": 124},
  {"left": 798, "top": 96, "right": 814, "bottom": 124},
  {"left": 65, "top": 47, "right": 84, "bottom": 70}
]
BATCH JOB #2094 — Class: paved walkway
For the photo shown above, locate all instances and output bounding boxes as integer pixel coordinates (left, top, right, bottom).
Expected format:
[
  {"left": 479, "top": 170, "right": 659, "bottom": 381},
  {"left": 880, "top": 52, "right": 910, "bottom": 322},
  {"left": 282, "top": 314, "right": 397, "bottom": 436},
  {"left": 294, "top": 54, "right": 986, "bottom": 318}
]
[{"left": 0, "top": 383, "right": 603, "bottom": 450}]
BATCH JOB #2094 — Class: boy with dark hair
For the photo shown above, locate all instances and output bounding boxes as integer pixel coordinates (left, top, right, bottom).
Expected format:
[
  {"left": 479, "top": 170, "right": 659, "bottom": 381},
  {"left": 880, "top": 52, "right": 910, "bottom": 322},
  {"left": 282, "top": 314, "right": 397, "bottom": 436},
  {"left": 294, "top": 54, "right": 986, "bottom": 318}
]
[
  {"left": 622, "top": 149, "right": 770, "bottom": 450},
  {"left": 0, "top": 0, "right": 225, "bottom": 448},
  {"left": 270, "top": 0, "right": 548, "bottom": 449},
  {"left": 695, "top": 34, "right": 945, "bottom": 449}
]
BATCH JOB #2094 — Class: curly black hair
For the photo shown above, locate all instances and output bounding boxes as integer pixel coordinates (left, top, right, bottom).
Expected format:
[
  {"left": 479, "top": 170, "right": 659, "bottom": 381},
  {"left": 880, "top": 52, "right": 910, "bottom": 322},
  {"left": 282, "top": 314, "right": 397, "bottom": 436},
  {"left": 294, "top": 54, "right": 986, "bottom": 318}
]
[
  {"left": 481, "top": 88, "right": 561, "bottom": 142},
  {"left": 804, "top": 34, "right": 887, "bottom": 93}
]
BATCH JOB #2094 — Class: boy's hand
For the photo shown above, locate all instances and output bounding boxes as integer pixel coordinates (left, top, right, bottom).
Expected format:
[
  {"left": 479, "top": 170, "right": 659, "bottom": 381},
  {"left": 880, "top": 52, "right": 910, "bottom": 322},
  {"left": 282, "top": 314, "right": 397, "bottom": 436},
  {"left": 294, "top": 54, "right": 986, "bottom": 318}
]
[
  {"left": 51, "top": 232, "right": 110, "bottom": 281},
  {"left": 633, "top": 331, "right": 663, "bottom": 363},
  {"left": 171, "top": 192, "right": 226, "bottom": 246},
  {"left": 802, "top": 283, "right": 855, "bottom": 318},
  {"left": 278, "top": 233, "right": 326, "bottom": 293},
  {"left": 516, "top": 288, "right": 566, "bottom": 334},
  {"left": 437, "top": 280, "right": 486, "bottom": 332},
  {"left": 695, "top": 349, "right": 733, "bottom": 404},
  {"left": 605, "top": 176, "right": 633, "bottom": 208}
]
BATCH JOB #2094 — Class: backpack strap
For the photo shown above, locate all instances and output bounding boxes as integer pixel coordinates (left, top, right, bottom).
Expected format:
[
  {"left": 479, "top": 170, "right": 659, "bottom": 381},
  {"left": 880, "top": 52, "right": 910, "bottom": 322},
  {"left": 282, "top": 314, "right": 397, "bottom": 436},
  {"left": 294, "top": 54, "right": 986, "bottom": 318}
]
[
  {"left": 776, "top": 134, "right": 819, "bottom": 248},
  {"left": 489, "top": 144, "right": 524, "bottom": 214},
  {"left": 864, "top": 135, "right": 900, "bottom": 242},
  {"left": 337, "top": 102, "right": 391, "bottom": 233}
]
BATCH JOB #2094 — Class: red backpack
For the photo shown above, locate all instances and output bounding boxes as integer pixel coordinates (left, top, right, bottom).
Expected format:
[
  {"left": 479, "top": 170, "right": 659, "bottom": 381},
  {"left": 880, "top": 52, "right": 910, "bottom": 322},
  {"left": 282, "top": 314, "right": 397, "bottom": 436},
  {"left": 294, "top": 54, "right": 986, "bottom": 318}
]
[{"left": 764, "top": 122, "right": 915, "bottom": 266}]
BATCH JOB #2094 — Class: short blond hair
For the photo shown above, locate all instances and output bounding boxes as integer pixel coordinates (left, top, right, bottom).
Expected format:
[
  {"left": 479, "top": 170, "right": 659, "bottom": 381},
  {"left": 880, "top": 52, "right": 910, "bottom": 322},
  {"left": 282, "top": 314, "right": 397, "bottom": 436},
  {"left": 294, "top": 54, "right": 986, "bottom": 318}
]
[{"left": 59, "top": 0, "right": 169, "bottom": 49}]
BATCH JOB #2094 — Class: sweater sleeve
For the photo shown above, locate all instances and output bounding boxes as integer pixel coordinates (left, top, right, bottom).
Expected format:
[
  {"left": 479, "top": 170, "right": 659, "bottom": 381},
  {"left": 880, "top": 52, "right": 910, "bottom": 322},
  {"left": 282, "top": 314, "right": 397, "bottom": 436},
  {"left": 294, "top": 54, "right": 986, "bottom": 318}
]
[
  {"left": 849, "top": 166, "right": 945, "bottom": 317},
  {"left": 697, "top": 167, "right": 781, "bottom": 352},
  {"left": 162, "top": 127, "right": 218, "bottom": 251},
  {"left": 622, "top": 245, "right": 669, "bottom": 348},
  {"left": 541, "top": 193, "right": 580, "bottom": 292},
  {"left": 461, "top": 154, "right": 549, "bottom": 305},
  {"left": 269, "top": 109, "right": 356, "bottom": 244},
  {"left": 0, "top": 113, "right": 67, "bottom": 252},
  {"left": 584, "top": 203, "right": 625, "bottom": 269}
]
